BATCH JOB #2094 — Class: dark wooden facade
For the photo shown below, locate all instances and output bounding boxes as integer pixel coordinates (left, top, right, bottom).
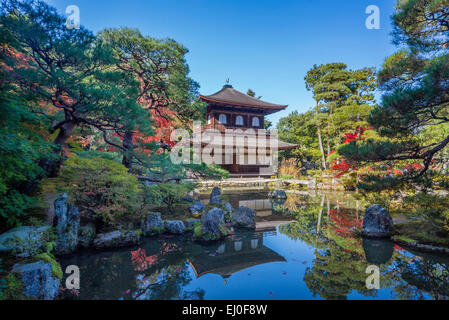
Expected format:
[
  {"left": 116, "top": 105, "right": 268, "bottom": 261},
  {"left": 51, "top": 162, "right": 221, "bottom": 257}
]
[{"left": 199, "top": 85, "right": 297, "bottom": 176}]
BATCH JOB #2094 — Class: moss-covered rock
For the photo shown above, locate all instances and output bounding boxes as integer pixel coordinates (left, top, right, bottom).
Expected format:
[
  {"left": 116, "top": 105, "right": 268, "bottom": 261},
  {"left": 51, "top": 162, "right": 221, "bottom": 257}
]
[
  {"left": 0, "top": 226, "right": 52, "bottom": 257},
  {"left": 232, "top": 207, "right": 256, "bottom": 229},
  {"left": 33, "top": 253, "right": 63, "bottom": 280},
  {"left": 165, "top": 220, "right": 186, "bottom": 234},
  {"left": 78, "top": 223, "right": 96, "bottom": 248},
  {"left": 194, "top": 208, "right": 230, "bottom": 242},
  {"left": 143, "top": 212, "right": 165, "bottom": 236},
  {"left": 93, "top": 230, "right": 142, "bottom": 250},
  {"left": 11, "top": 261, "right": 60, "bottom": 300}
]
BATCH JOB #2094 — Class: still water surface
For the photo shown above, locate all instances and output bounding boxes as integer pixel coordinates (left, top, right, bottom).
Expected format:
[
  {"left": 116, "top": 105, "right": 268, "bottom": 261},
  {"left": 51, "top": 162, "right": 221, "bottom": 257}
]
[{"left": 60, "top": 190, "right": 449, "bottom": 300}]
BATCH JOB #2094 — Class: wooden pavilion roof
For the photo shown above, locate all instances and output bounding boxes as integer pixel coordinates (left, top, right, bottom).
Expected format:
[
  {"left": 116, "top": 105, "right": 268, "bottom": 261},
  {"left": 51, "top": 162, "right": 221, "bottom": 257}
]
[{"left": 199, "top": 85, "right": 288, "bottom": 115}]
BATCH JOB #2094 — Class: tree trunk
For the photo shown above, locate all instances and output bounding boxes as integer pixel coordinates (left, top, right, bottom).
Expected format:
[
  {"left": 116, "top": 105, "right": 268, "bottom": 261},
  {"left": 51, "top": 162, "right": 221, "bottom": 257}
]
[
  {"left": 315, "top": 102, "right": 327, "bottom": 170},
  {"left": 122, "top": 130, "right": 135, "bottom": 171},
  {"left": 40, "top": 120, "right": 76, "bottom": 177},
  {"left": 54, "top": 120, "right": 76, "bottom": 146},
  {"left": 327, "top": 103, "right": 334, "bottom": 157},
  {"left": 317, "top": 128, "right": 327, "bottom": 170}
]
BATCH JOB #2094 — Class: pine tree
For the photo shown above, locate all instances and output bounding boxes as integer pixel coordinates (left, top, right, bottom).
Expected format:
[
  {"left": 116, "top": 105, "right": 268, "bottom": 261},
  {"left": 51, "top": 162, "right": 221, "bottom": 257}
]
[
  {"left": 340, "top": 0, "right": 449, "bottom": 177},
  {"left": 1, "top": 0, "right": 152, "bottom": 175},
  {"left": 99, "top": 28, "right": 205, "bottom": 170},
  {"left": 305, "top": 64, "right": 376, "bottom": 169}
]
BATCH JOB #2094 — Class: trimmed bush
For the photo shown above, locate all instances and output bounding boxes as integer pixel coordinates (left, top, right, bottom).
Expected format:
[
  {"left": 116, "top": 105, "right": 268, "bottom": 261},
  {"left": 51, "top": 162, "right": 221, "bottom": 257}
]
[{"left": 59, "top": 156, "right": 141, "bottom": 227}]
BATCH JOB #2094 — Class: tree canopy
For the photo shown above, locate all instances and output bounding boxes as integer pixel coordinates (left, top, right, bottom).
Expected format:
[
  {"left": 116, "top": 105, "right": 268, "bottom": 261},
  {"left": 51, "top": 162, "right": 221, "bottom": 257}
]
[{"left": 340, "top": 0, "right": 449, "bottom": 176}]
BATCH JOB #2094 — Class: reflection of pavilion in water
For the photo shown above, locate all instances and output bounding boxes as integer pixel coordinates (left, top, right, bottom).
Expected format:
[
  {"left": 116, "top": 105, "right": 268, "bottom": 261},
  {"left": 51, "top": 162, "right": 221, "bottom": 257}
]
[
  {"left": 225, "top": 193, "right": 282, "bottom": 218},
  {"left": 238, "top": 199, "right": 273, "bottom": 217},
  {"left": 200, "top": 192, "right": 292, "bottom": 230},
  {"left": 189, "top": 233, "right": 286, "bottom": 278}
]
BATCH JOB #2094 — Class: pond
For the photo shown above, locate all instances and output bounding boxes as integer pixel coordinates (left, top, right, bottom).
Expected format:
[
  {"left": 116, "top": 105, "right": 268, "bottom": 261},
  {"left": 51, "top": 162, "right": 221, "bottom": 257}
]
[{"left": 60, "top": 190, "right": 449, "bottom": 300}]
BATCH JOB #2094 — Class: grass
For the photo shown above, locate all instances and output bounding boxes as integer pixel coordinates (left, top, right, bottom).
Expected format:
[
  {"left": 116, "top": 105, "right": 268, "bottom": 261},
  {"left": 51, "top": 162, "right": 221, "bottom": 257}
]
[
  {"left": 278, "top": 159, "right": 300, "bottom": 179},
  {"left": 394, "top": 220, "right": 449, "bottom": 248}
]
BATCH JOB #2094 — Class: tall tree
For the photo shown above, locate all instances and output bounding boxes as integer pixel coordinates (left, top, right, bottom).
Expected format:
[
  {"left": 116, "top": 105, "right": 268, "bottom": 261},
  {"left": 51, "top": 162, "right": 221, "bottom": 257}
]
[
  {"left": 305, "top": 63, "right": 376, "bottom": 169},
  {"left": 305, "top": 65, "right": 329, "bottom": 170},
  {"left": 1, "top": 0, "right": 152, "bottom": 175},
  {"left": 0, "top": 32, "right": 53, "bottom": 227},
  {"left": 339, "top": 0, "right": 449, "bottom": 177},
  {"left": 278, "top": 111, "right": 321, "bottom": 169},
  {"left": 99, "top": 28, "right": 205, "bottom": 170}
]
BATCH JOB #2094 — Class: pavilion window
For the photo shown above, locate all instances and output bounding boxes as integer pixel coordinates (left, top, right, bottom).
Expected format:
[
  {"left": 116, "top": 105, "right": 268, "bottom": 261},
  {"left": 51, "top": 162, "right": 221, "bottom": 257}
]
[
  {"left": 236, "top": 115, "right": 244, "bottom": 126},
  {"left": 207, "top": 114, "right": 212, "bottom": 124},
  {"left": 252, "top": 117, "right": 260, "bottom": 127},
  {"left": 219, "top": 114, "right": 227, "bottom": 124}
]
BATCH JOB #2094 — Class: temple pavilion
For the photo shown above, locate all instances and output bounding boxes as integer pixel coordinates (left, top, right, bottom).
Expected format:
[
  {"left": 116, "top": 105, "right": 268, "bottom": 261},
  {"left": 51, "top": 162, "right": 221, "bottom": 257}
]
[{"left": 199, "top": 84, "right": 297, "bottom": 177}]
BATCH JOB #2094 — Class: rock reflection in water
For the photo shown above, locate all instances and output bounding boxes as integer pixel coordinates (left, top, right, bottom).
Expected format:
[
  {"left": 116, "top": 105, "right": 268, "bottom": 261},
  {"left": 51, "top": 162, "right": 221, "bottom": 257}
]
[{"left": 60, "top": 190, "right": 449, "bottom": 300}]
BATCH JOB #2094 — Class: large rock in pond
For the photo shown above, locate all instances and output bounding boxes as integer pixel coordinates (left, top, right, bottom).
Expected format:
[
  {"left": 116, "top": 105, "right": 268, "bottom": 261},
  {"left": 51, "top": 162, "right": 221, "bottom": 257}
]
[
  {"left": 54, "top": 194, "right": 80, "bottom": 255},
  {"left": 0, "top": 226, "right": 51, "bottom": 257},
  {"left": 78, "top": 223, "right": 96, "bottom": 248},
  {"left": 268, "top": 190, "right": 287, "bottom": 199},
  {"left": 194, "top": 208, "right": 230, "bottom": 241},
  {"left": 143, "top": 212, "right": 165, "bottom": 236},
  {"left": 362, "top": 205, "right": 394, "bottom": 238},
  {"left": 93, "top": 230, "right": 141, "bottom": 250},
  {"left": 209, "top": 187, "right": 222, "bottom": 205},
  {"left": 232, "top": 206, "right": 256, "bottom": 229},
  {"left": 189, "top": 200, "right": 205, "bottom": 216},
  {"left": 223, "top": 202, "right": 234, "bottom": 223},
  {"left": 165, "top": 220, "right": 186, "bottom": 234},
  {"left": 12, "top": 261, "right": 60, "bottom": 300}
]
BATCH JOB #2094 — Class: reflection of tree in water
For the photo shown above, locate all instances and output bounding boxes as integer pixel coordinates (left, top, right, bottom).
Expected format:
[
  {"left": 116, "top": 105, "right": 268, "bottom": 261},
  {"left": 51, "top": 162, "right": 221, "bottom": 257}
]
[
  {"left": 280, "top": 195, "right": 376, "bottom": 300},
  {"left": 303, "top": 247, "right": 376, "bottom": 300},
  {"left": 61, "top": 239, "right": 205, "bottom": 300},
  {"left": 273, "top": 193, "right": 308, "bottom": 213},
  {"left": 61, "top": 250, "right": 138, "bottom": 300},
  {"left": 61, "top": 191, "right": 449, "bottom": 300},
  {"left": 126, "top": 241, "right": 205, "bottom": 300},
  {"left": 278, "top": 194, "right": 328, "bottom": 249},
  {"left": 280, "top": 192, "right": 449, "bottom": 300},
  {"left": 131, "top": 263, "right": 205, "bottom": 300},
  {"left": 386, "top": 251, "right": 449, "bottom": 300}
]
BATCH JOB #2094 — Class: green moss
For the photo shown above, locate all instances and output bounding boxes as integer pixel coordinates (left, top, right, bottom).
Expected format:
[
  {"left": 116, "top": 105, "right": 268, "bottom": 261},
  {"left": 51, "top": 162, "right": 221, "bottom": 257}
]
[
  {"left": 145, "top": 225, "right": 165, "bottom": 236},
  {"left": 396, "top": 236, "right": 416, "bottom": 243},
  {"left": 193, "top": 224, "right": 203, "bottom": 238},
  {"left": 0, "top": 273, "right": 26, "bottom": 300},
  {"left": 34, "top": 253, "right": 63, "bottom": 279},
  {"left": 218, "top": 224, "right": 229, "bottom": 236},
  {"left": 395, "top": 219, "right": 449, "bottom": 248}
]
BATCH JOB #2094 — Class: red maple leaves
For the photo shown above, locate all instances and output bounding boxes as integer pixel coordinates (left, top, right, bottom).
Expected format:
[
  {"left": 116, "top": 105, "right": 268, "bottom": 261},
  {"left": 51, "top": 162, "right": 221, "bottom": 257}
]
[
  {"left": 131, "top": 248, "right": 159, "bottom": 271},
  {"left": 329, "top": 127, "right": 366, "bottom": 178}
]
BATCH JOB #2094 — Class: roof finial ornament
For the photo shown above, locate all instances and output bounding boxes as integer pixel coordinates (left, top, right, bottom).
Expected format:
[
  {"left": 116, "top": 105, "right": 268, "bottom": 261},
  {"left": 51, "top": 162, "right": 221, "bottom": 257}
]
[{"left": 224, "top": 77, "right": 232, "bottom": 88}]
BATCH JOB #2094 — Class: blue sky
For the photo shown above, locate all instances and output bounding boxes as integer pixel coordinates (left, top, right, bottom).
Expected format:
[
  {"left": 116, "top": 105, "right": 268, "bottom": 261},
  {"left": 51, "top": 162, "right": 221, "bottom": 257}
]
[{"left": 46, "top": 0, "right": 398, "bottom": 125}]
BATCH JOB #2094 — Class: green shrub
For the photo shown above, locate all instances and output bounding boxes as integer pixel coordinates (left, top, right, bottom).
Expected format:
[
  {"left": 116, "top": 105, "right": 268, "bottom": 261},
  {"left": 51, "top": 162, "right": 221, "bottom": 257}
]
[
  {"left": 363, "top": 190, "right": 395, "bottom": 212},
  {"left": 59, "top": 155, "right": 141, "bottom": 227},
  {"left": 147, "top": 182, "right": 195, "bottom": 214},
  {"left": 0, "top": 259, "right": 5, "bottom": 297},
  {"left": 442, "top": 209, "right": 449, "bottom": 234},
  {"left": 0, "top": 273, "right": 25, "bottom": 300},
  {"left": 193, "top": 224, "right": 202, "bottom": 238}
]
